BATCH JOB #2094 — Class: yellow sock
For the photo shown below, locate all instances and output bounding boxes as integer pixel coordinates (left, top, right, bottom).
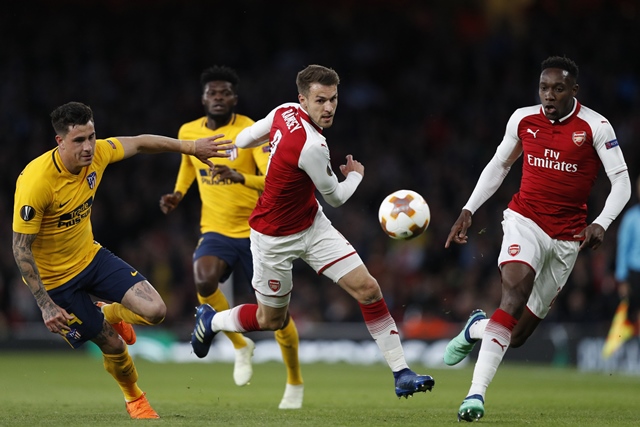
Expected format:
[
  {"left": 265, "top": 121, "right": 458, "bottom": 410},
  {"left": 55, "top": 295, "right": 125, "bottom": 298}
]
[
  {"left": 103, "top": 347, "right": 143, "bottom": 402},
  {"left": 102, "top": 303, "right": 155, "bottom": 326},
  {"left": 275, "top": 317, "right": 303, "bottom": 385},
  {"left": 198, "top": 289, "right": 247, "bottom": 350}
]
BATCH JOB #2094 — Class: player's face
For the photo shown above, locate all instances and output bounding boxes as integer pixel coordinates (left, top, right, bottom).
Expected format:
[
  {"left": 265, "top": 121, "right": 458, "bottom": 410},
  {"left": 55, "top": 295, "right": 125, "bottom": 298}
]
[
  {"left": 538, "top": 68, "right": 578, "bottom": 121},
  {"left": 202, "top": 81, "right": 237, "bottom": 125},
  {"left": 55, "top": 121, "right": 96, "bottom": 174},
  {"left": 299, "top": 83, "right": 338, "bottom": 129}
]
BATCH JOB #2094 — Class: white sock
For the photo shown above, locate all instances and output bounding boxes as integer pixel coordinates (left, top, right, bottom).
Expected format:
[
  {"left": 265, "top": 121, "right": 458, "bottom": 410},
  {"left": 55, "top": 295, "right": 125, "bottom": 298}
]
[
  {"left": 210, "top": 306, "right": 246, "bottom": 332},
  {"left": 469, "top": 318, "right": 489, "bottom": 340},
  {"left": 365, "top": 316, "right": 408, "bottom": 372},
  {"left": 467, "top": 319, "right": 511, "bottom": 399}
]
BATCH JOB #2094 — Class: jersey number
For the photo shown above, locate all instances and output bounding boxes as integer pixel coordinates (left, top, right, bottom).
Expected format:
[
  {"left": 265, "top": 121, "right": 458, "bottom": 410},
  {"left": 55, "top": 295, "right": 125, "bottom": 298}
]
[{"left": 266, "top": 129, "right": 283, "bottom": 173}]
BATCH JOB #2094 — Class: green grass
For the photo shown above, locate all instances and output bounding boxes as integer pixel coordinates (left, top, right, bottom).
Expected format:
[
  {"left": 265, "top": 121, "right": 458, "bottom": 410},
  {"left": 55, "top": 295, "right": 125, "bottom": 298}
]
[{"left": 0, "top": 352, "right": 636, "bottom": 426}]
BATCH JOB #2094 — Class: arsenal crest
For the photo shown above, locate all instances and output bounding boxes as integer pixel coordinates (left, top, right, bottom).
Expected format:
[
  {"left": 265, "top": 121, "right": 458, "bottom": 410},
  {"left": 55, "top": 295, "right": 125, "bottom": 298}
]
[
  {"left": 508, "top": 244, "right": 521, "bottom": 256},
  {"left": 268, "top": 279, "right": 281, "bottom": 292},
  {"left": 572, "top": 131, "right": 587, "bottom": 146}
]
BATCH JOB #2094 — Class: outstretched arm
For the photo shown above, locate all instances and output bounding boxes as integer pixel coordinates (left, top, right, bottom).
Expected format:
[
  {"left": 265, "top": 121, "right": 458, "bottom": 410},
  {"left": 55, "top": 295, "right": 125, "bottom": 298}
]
[
  {"left": 12, "top": 232, "right": 74, "bottom": 334},
  {"left": 118, "top": 134, "right": 234, "bottom": 168}
]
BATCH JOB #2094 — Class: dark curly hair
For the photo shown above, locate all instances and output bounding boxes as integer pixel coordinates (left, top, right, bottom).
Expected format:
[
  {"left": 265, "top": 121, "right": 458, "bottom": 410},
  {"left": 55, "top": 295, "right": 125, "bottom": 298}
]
[
  {"left": 541, "top": 56, "right": 579, "bottom": 80},
  {"left": 200, "top": 65, "right": 240, "bottom": 92}
]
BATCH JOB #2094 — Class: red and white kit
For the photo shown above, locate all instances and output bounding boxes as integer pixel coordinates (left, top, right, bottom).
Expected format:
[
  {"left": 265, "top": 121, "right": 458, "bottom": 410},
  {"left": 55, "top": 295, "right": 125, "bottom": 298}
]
[
  {"left": 465, "top": 99, "right": 628, "bottom": 317},
  {"left": 236, "top": 103, "right": 363, "bottom": 307}
]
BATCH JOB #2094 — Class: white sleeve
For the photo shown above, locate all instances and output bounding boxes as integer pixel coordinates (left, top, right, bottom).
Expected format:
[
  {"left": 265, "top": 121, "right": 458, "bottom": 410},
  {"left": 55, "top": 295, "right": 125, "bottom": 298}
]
[
  {"left": 236, "top": 106, "right": 281, "bottom": 148},
  {"left": 299, "top": 143, "right": 362, "bottom": 208},
  {"left": 463, "top": 112, "right": 523, "bottom": 214},
  {"left": 591, "top": 123, "right": 631, "bottom": 230}
]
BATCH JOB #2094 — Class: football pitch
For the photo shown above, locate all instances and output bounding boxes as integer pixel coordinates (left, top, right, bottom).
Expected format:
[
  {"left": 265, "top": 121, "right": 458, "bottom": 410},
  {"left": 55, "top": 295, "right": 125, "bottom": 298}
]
[{"left": 0, "top": 351, "right": 636, "bottom": 426}]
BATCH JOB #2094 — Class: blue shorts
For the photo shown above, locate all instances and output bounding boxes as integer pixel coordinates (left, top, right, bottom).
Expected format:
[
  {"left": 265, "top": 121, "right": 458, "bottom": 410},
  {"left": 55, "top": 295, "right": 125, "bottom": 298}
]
[
  {"left": 47, "top": 247, "right": 147, "bottom": 349},
  {"left": 193, "top": 232, "right": 253, "bottom": 284}
]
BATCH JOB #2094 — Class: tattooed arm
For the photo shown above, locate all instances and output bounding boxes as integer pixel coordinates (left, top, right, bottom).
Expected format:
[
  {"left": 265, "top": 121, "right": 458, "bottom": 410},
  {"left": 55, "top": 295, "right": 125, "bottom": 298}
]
[{"left": 12, "top": 232, "right": 73, "bottom": 334}]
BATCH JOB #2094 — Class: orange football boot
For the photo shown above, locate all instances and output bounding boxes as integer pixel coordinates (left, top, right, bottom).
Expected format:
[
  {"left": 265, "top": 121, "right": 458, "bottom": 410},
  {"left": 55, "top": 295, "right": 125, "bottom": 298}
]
[
  {"left": 126, "top": 392, "right": 159, "bottom": 419},
  {"left": 95, "top": 301, "right": 137, "bottom": 345}
]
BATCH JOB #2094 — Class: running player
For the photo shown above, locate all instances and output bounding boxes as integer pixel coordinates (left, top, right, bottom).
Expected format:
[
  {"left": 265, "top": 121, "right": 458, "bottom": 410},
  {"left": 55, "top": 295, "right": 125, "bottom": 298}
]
[
  {"left": 12, "top": 101, "right": 232, "bottom": 419},
  {"left": 190, "top": 64, "right": 435, "bottom": 399},
  {"left": 444, "top": 56, "right": 631, "bottom": 421},
  {"left": 159, "top": 66, "right": 304, "bottom": 408}
]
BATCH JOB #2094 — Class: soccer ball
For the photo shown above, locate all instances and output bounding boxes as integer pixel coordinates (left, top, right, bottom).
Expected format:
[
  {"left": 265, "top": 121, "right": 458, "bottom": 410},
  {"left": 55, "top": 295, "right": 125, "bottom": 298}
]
[{"left": 378, "top": 189, "right": 430, "bottom": 240}]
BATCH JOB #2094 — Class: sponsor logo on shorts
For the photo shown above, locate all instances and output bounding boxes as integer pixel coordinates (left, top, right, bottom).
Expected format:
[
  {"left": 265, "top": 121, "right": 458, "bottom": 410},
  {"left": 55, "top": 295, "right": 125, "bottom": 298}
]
[
  {"left": 268, "top": 279, "right": 281, "bottom": 292},
  {"left": 508, "top": 244, "right": 521, "bottom": 256}
]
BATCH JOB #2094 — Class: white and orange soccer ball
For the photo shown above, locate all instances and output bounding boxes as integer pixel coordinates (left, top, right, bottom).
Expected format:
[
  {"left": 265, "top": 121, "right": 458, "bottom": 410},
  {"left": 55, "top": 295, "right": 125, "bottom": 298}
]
[{"left": 378, "top": 189, "right": 430, "bottom": 240}]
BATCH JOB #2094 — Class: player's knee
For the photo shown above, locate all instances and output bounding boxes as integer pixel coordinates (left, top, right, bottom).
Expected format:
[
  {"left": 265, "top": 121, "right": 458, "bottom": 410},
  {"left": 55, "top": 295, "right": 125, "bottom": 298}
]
[
  {"left": 144, "top": 301, "right": 167, "bottom": 325},
  {"left": 355, "top": 276, "right": 382, "bottom": 304},
  {"left": 94, "top": 326, "right": 127, "bottom": 353}
]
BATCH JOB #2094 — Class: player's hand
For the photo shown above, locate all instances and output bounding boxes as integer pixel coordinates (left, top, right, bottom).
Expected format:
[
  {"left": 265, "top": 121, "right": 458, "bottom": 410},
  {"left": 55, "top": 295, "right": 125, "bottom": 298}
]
[
  {"left": 339, "top": 154, "right": 364, "bottom": 178},
  {"left": 41, "top": 301, "right": 74, "bottom": 335},
  {"left": 211, "top": 165, "right": 245, "bottom": 184},
  {"left": 159, "top": 192, "right": 183, "bottom": 214},
  {"left": 574, "top": 223, "right": 605, "bottom": 250},
  {"left": 194, "top": 134, "right": 235, "bottom": 168},
  {"left": 445, "top": 209, "right": 473, "bottom": 248}
]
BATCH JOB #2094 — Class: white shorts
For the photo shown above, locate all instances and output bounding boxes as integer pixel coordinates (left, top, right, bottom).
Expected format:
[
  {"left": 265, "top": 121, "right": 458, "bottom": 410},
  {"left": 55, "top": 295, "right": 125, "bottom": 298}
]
[
  {"left": 250, "top": 209, "right": 363, "bottom": 308},
  {"left": 498, "top": 209, "right": 579, "bottom": 319}
]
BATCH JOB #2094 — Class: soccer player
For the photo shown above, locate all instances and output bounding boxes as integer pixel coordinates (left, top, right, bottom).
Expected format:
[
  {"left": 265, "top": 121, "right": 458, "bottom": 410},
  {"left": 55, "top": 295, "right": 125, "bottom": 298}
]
[
  {"left": 159, "top": 65, "right": 304, "bottom": 408},
  {"left": 603, "top": 174, "right": 640, "bottom": 357},
  {"left": 12, "top": 101, "right": 232, "bottom": 419},
  {"left": 190, "top": 64, "right": 435, "bottom": 399},
  {"left": 444, "top": 56, "right": 631, "bottom": 421}
]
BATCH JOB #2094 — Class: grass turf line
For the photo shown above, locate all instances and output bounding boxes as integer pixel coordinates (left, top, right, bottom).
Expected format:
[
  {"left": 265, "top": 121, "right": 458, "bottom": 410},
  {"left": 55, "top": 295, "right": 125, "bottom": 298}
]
[{"left": 0, "top": 352, "right": 637, "bottom": 426}]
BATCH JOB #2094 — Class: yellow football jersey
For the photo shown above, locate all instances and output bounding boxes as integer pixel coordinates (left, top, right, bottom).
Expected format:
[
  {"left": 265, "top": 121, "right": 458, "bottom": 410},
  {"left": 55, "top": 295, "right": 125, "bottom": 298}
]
[
  {"left": 174, "top": 114, "right": 269, "bottom": 238},
  {"left": 13, "top": 138, "right": 125, "bottom": 290}
]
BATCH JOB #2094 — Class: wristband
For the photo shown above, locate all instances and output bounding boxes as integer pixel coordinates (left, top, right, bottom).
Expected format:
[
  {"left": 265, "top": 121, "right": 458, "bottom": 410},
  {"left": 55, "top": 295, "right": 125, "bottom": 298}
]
[{"left": 180, "top": 140, "right": 196, "bottom": 155}]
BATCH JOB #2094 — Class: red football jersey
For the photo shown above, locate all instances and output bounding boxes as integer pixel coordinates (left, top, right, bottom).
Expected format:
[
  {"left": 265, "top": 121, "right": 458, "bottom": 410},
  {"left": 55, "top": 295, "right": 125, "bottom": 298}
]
[
  {"left": 249, "top": 104, "right": 325, "bottom": 236},
  {"left": 504, "top": 101, "right": 624, "bottom": 239}
]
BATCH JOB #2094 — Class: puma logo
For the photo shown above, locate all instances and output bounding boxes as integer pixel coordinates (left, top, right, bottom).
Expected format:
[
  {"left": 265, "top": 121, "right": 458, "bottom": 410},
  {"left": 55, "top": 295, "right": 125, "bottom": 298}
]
[
  {"left": 390, "top": 330, "right": 399, "bottom": 335},
  {"left": 527, "top": 128, "right": 539, "bottom": 138},
  {"left": 130, "top": 271, "right": 138, "bottom": 277},
  {"left": 491, "top": 338, "right": 507, "bottom": 351}
]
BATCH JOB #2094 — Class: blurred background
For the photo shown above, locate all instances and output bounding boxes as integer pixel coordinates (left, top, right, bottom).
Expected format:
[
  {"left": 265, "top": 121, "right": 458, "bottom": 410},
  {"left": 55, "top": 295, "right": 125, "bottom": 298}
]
[{"left": 1, "top": 0, "right": 639, "bottom": 368}]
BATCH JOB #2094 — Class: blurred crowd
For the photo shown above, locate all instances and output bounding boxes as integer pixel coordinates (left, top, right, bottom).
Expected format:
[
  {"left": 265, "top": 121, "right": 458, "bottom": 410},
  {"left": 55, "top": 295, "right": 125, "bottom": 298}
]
[{"left": 1, "top": 0, "right": 639, "bottom": 339}]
